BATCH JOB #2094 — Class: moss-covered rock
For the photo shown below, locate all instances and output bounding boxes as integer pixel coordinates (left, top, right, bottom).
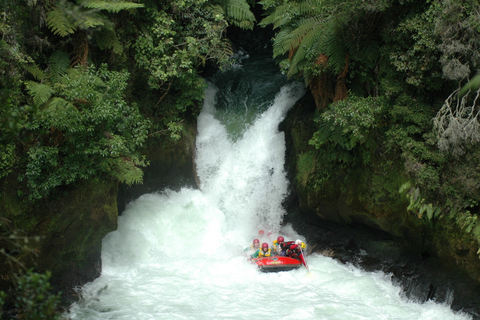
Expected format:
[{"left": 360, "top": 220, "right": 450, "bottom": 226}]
[
  {"left": 0, "top": 175, "right": 118, "bottom": 303},
  {"left": 117, "top": 119, "right": 198, "bottom": 212},
  {"left": 282, "top": 91, "right": 480, "bottom": 285}
]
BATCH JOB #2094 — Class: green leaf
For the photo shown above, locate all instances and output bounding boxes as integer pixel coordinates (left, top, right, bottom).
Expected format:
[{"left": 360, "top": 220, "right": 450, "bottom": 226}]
[
  {"left": 426, "top": 204, "right": 434, "bottom": 220},
  {"left": 25, "top": 82, "right": 54, "bottom": 106},
  {"left": 82, "top": 0, "right": 144, "bottom": 13},
  {"left": 399, "top": 181, "right": 412, "bottom": 194},
  {"left": 46, "top": 7, "right": 76, "bottom": 37}
]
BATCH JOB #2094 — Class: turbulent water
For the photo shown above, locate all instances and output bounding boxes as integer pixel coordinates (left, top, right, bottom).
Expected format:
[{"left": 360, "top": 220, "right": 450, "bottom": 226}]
[{"left": 66, "top": 56, "right": 472, "bottom": 319}]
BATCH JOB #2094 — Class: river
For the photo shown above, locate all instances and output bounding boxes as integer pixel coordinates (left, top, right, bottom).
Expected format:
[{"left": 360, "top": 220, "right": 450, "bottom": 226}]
[{"left": 66, "top": 55, "right": 472, "bottom": 319}]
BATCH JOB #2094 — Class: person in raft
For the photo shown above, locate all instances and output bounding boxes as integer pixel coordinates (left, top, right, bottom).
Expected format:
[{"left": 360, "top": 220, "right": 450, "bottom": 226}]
[
  {"left": 258, "top": 230, "right": 265, "bottom": 239},
  {"left": 272, "top": 236, "right": 286, "bottom": 256},
  {"left": 244, "top": 238, "right": 260, "bottom": 253},
  {"left": 281, "top": 239, "right": 306, "bottom": 256},
  {"left": 250, "top": 243, "right": 272, "bottom": 259},
  {"left": 276, "top": 239, "right": 308, "bottom": 268}
]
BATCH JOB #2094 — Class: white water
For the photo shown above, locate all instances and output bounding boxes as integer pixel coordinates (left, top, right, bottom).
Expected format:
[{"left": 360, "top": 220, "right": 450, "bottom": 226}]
[{"left": 67, "top": 59, "right": 472, "bottom": 319}]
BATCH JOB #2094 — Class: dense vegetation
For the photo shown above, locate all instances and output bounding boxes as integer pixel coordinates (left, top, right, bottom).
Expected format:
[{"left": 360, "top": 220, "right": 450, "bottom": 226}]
[
  {"left": 1, "top": 0, "right": 480, "bottom": 317},
  {"left": 260, "top": 0, "right": 480, "bottom": 258},
  {"left": 0, "top": 0, "right": 255, "bottom": 316}
]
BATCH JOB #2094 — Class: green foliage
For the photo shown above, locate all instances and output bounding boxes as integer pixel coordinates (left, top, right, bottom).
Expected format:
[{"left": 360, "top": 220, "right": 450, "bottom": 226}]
[
  {"left": 384, "top": 94, "right": 443, "bottom": 192},
  {"left": 0, "top": 12, "right": 37, "bottom": 146},
  {"left": 309, "top": 95, "right": 384, "bottom": 167},
  {"left": 400, "top": 182, "right": 442, "bottom": 221},
  {"left": 46, "top": 0, "right": 144, "bottom": 37},
  {"left": 400, "top": 181, "right": 480, "bottom": 258},
  {"left": 0, "top": 143, "right": 16, "bottom": 179},
  {"left": 459, "top": 74, "right": 480, "bottom": 99},
  {"left": 134, "top": 4, "right": 233, "bottom": 89},
  {"left": 83, "top": 0, "right": 145, "bottom": 12},
  {"left": 0, "top": 226, "right": 61, "bottom": 319},
  {"left": 23, "top": 63, "right": 150, "bottom": 200},
  {"left": 132, "top": 1, "right": 241, "bottom": 138},
  {"left": 384, "top": 4, "right": 443, "bottom": 91},
  {"left": 307, "top": 95, "right": 384, "bottom": 191},
  {"left": 13, "top": 270, "right": 61, "bottom": 320},
  {"left": 260, "top": 0, "right": 387, "bottom": 85},
  {"left": 221, "top": 0, "right": 256, "bottom": 30}
]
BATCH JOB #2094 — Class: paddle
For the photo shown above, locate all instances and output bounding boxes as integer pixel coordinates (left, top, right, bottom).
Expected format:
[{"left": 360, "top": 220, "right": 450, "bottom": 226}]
[{"left": 297, "top": 243, "right": 309, "bottom": 272}]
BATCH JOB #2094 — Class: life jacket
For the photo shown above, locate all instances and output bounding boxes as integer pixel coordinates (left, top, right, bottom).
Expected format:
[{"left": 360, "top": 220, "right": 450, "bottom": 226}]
[
  {"left": 285, "top": 244, "right": 302, "bottom": 259},
  {"left": 249, "top": 244, "right": 260, "bottom": 251},
  {"left": 281, "top": 241, "right": 295, "bottom": 251},
  {"left": 297, "top": 241, "right": 307, "bottom": 250},
  {"left": 258, "top": 248, "right": 272, "bottom": 258}
]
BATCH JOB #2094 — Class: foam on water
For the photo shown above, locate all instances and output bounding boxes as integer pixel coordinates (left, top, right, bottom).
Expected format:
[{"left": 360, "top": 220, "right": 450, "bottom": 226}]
[{"left": 66, "top": 57, "right": 472, "bottom": 320}]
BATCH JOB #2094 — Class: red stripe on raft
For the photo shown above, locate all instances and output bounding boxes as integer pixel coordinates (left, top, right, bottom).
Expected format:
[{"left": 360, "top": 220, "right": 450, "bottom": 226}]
[{"left": 251, "top": 256, "right": 302, "bottom": 272}]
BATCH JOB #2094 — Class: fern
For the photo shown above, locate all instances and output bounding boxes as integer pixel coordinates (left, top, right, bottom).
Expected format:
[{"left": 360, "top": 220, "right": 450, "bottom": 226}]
[
  {"left": 109, "top": 157, "right": 144, "bottom": 186},
  {"left": 48, "top": 51, "right": 70, "bottom": 84},
  {"left": 223, "top": 0, "right": 255, "bottom": 30},
  {"left": 261, "top": 0, "right": 383, "bottom": 87},
  {"left": 46, "top": 7, "right": 76, "bottom": 37},
  {"left": 46, "top": 97, "right": 78, "bottom": 128},
  {"left": 81, "top": 0, "right": 144, "bottom": 13},
  {"left": 24, "top": 64, "right": 47, "bottom": 82},
  {"left": 95, "top": 29, "right": 124, "bottom": 54},
  {"left": 272, "top": 29, "right": 295, "bottom": 58},
  {"left": 47, "top": 0, "right": 143, "bottom": 38},
  {"left": 325, "top": 26, "right": 346, "bottom": 74},
  {"left": 76, "top": 12, "right": 106, "bottom": 29},
  {"left": 25, "top": 82, "right": 54, "bottom": 106}
]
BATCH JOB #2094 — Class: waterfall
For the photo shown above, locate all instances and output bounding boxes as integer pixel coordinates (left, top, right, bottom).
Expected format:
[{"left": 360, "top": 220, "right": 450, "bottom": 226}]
[{"left": 66, "top": 56, "right": 471, "bottom": 320}]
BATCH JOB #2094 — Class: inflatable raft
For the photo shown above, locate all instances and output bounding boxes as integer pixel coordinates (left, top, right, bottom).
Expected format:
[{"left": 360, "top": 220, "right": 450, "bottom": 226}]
[{"left": 251, "top": 256, "right": 302, "bottom": 272}]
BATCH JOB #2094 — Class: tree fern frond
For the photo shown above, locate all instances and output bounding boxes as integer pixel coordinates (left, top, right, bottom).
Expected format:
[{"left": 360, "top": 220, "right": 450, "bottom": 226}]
[
  {"left": 272, "top": 29, "right": 294, "bottom": 57},
  {"left": 287, "top": 16, "right": 322, "bottom": 50},
  {"left": 260, "top": 2, "right": 318, "bottom": 29},
  {"left": 225, "top": 0, "right": 256, "bottom": 29},
  {"left": 288, "top": 28, "right": 319, "bottom": 76},
  {"left": 81, "top": 0, "right": 144, "bottom": 13},
  {"left": 25, "top": 81, "right": 54, "bottom": 106},
  {"left": 49, "top": 51, "right": 70, "bottom": 83},
  {"left": 237, "top": 20, "right": 255, "bottom": 30},
  {"left": 346, "top": 35, "right": 379, "bottom": 67},
  {"left": 46, "top": 97, "right": 79, "bottom": 130},
  {"left": 297, "top": 1, "right": 318, "bottom": 15},
  {"left": 259, "top": 3, "right": 292, "bottom": 29},
  {"left": 46, "top": 7, "right": 76, "bottom": 37},
  {"left": 325, "top": 28, "right": 346, "bottom": 74},
  {"left": 24, "top": 64, "right": 47, "bottom": 82},
  {"left": 95, "top": 29, "right": 123, "bottom": 54},
  {"left": 109, "top": 157, "right": 144, "bottom": 185},
  {"left": 209, "top": 4, "right": 224, "bottom": 17},
  {"left": 76, "top": 12, "right": 106, "bottom": 29}
]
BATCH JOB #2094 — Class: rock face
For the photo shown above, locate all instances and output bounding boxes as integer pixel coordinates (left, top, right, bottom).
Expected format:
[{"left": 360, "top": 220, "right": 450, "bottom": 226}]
[
  {"left": 117, "top": 121, "right": 198, "bottom": 213},
  {"left": 0, "top": 177, "right": 118, "bottom": 304},
  {"left": 34, "top": 178, "right": 119, "bottom": 303},
  {"left": 280, "top": 92, "right": 480, "bottom": 294}
]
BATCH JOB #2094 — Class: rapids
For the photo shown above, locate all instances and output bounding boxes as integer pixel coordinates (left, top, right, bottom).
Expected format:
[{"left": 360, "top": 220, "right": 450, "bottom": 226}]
[{"left": 66, "top": 56, "right": 472, "bottom": 319}]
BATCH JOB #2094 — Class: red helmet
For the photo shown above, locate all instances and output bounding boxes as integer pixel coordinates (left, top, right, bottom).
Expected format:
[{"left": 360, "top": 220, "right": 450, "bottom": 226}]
[
  {"left": 277, "top": 236, "right": 284, "bottom": 243},
  {"left": 253, "top": 239, "right": 260, "bottom": 244},
  {"left": 262, "top": 243, "right": 269, "bottom": 248},
  {"left": 258, "top": 230, "right": 265, "bottom": 235}
]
